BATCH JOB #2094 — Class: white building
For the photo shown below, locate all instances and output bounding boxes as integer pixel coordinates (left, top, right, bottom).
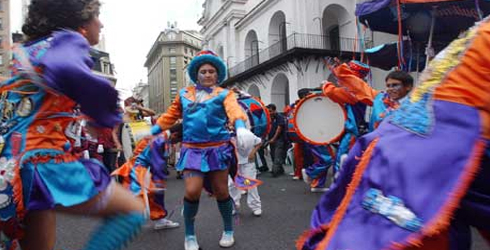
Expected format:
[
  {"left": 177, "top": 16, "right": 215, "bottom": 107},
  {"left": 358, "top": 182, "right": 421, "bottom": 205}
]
[
  {"left": 133, "top": 80, "right": 150, "bottom": 108},
  {"left": 198, "top": 0, "right": 396, "bottom": 111}
]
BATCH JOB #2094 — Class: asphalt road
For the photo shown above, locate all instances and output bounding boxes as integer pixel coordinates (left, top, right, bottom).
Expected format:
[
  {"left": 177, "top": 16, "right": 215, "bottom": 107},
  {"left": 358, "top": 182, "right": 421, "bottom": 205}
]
[{"left": 53, "top": 164, "right": 488, "bottom": 250}]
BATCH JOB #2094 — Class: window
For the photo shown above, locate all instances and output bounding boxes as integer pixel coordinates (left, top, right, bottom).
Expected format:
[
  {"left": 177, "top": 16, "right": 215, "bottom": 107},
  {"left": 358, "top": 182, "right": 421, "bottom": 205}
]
[
  {"left": 0, "top": 18, "right": 3, "bottom": 30},
  {"left": 170, "top": 57, "right": 177, "bottom": 69},
  {"left": 169, "top": 47, "right": 176, "bottom": 53},
  {"left": 0, "top": 55, "right": 4, "bottom": 65},
  {"left": 171, "top": 80, "right": 178, "bottom": 86},
  {"left": 185, "top": 47, "right": 188, "bottom": 54}
]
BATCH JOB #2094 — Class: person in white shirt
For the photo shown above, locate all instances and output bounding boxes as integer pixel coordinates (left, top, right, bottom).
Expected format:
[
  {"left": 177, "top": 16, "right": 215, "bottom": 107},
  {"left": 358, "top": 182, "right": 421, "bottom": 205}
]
[{"left": 228, "top": 135, "right": 263, "bottom": 216}]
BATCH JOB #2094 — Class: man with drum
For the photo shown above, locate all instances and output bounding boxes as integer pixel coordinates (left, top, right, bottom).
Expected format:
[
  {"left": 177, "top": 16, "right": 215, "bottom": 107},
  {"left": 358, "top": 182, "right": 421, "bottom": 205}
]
[
  {"left": 285, "top": 88, "right": 314, "bottom": 180},
  {"left": 123, "top": 95, "right": 156, "bottom": 122}
]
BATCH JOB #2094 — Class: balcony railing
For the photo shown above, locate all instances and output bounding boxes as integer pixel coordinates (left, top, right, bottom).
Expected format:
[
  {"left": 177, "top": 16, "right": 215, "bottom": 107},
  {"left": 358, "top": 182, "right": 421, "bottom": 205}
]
[{"left": 229, "top": 33, "right": 373, "bottom": 77}]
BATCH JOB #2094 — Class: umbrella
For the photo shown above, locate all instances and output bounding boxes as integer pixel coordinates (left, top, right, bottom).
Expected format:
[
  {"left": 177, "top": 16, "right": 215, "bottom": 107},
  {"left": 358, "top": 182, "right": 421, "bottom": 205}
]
[
  {"left": 356, "top": 0, "right": 490, "bottom": 42},
  {"left": 356, "top": 0, "right": 490, "bottom": 67}
]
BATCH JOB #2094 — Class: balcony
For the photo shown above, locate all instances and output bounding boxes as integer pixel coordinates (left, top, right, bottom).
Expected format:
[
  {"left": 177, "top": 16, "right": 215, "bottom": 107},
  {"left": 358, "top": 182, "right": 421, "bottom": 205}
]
[{"left": 225, "top": 33, "right": 373, "bottom": 85}]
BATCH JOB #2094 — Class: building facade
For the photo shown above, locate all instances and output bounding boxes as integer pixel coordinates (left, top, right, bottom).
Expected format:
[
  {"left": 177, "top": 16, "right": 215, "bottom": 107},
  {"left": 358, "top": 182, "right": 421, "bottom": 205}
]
[
  {"left": 90, "top": 49, "right": 117, "bottom": 87},
  {"left": 198, "top": 0, "right": 396, "bottom": 111},
  {"left": 145, "top": 23, "right": 202, "bottom": 114}
]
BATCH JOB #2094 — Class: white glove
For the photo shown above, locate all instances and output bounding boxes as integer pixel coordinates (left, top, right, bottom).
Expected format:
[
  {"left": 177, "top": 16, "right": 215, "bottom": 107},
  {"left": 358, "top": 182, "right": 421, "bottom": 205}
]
[
  {"left": 236, "top": 127, "right": 256, "bottom": 153},
  {"left": 97, "top": 144, "right": 104, "bottom": 154}
]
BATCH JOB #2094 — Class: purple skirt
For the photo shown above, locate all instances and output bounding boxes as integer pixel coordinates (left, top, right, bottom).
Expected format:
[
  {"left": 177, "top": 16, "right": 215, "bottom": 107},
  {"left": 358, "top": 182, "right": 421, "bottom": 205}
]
[{"left": 176, "top": 142, "right": 236, "bottom": 173}]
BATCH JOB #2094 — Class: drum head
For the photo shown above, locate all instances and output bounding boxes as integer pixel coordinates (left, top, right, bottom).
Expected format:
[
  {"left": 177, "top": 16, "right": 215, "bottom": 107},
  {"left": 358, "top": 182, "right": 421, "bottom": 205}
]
[
  {"left": 294, "top": 94, "right": 345, "bottom": 145},
  {"left": 120, "top": 121, "right": 152, "bottom": 160},
  {"left": 120, "top": 123, "right": 134, "bottom": 160}
]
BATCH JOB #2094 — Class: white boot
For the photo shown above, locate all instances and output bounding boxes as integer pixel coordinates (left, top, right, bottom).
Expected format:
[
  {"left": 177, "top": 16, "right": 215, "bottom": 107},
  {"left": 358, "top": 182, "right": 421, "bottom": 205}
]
[
  {"left": 219, "top": 231, "right": 235, "bottom": 248},
  {"left": 185, "top": 235, "right": 200, "bottom": 250}
]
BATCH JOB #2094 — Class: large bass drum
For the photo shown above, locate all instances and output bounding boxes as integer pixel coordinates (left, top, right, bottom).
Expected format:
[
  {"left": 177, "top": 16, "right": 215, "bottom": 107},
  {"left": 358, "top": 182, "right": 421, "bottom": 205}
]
[
  {"left": 120, "top": 120, "right": 152, "bottom": 160},
  {"left": 293, "top": 94, "right": 346, "bottom": 145},
  {"left": 236, "top": 93, "right": 271, "bottom": 139}
]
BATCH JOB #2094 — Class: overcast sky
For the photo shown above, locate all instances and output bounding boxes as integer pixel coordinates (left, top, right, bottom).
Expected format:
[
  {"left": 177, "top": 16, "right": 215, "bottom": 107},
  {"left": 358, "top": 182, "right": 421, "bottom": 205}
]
[{"left": 11, "top": 0, "right": 205, "bottom": 98}]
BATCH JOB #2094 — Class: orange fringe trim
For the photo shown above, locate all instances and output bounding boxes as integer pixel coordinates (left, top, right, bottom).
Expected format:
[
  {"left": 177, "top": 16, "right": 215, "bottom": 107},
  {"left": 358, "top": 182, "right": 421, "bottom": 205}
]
[
  {"left": 296, "top": 225, "right": 330, "bottom": 250},
  {"left": 314, "top": 138, "right": 379, "bottom": 250},
  {"left": 391, "top": 139, "right": 487, "bottom": 250},
  {"left": 24, "top": 153, "right": 78, "bottom": 165}
]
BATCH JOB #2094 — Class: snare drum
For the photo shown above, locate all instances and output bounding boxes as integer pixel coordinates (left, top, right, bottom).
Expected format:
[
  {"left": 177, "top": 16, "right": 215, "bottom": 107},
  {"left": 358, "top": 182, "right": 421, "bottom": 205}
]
[
  {"left": 293, "top": 94, "right": 346, "bottom": 145},
  {"left": 236, "top": 94, "right": 271, "bottom": 139},
  {"left": 120, "top": 121, "right": 152, "bottom": 160}
]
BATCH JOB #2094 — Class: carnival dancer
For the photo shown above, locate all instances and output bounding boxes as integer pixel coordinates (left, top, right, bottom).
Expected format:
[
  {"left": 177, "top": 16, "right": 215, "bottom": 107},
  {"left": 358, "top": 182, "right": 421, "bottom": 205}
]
[
  {"left": 0, "top": 1, "right": 146, "bottom": 250},
  {"left": 301, "top": 144, "right": 335, "bottom": 193},
  {"left": 298, "top": 17, "right": 490, "bottom": 250},
  {"left": 151, "top": 50, "right": 258, "bottom": 249},
  {"left": 328, "top": 58, "right": 413, "bottom": 132},
  {"left": 112, "top": 124, "right": 182, "bottom": 231},
  {"left": 228, "top": 132, "right": 263, "bottom": 216},
  {"left": 322, "top": 60, "right": 370, "bottom": 174}
]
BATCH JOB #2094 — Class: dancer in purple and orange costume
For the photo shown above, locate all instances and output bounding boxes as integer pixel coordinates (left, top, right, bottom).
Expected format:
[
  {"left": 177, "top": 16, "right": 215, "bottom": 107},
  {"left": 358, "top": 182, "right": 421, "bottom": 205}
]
[
  {"left": 297, "top": 17, "right": 490, "bottom": 250},
  {"left": 322, "top": 60, "right": 370, "bottom": 175},
  {"left": 330, "top": 59, "right": 413, "bottom": 132},
  {"left": 151, "top": 50, "right": 258, "bottom": 250},
  {"left": 113, "top": 123, "right": 182, "bottom": 231},
  {"left": 0, "top": 1, "right": 146, "bottom": 249}
]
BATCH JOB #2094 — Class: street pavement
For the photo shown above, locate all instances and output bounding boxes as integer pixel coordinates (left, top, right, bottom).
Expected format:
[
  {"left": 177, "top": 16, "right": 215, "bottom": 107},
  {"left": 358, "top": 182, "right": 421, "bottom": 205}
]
[{"left": 54, "top": 164, "right": 488, "bottom": 250}]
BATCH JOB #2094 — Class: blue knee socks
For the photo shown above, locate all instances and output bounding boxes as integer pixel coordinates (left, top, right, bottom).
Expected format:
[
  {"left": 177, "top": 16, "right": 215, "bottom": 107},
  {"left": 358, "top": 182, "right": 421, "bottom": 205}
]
[
  {"left": 217, "top": 197, "right": 234, "bottom": 232},
  {"left": 183, "top": 198, "right": 200, "bottom": 236},
  {"left": 83, "top": 211, "right": 146, "bottom": 250}
]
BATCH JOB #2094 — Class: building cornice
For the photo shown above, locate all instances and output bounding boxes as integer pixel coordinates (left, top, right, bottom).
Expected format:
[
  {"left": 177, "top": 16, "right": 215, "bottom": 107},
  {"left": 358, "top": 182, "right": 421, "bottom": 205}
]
[
  {"left": 234, "top": 0, "right": 279, "bottom": 30},
  {"left": 199, "top": 0, "right": 247, "bottom": 33},
  {"left": 203, "top": 9, "right": 247, "bottom": 39},
  {"left": 145, "top": 33, "right": 201, "bottom": 67}
]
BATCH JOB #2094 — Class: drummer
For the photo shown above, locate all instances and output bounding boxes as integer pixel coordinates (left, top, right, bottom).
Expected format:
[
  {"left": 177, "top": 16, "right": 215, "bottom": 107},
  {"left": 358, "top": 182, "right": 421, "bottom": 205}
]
[
  {"left": 123, "top": 95, "right": 156, "bottom": 122},
  {"left": 285, "top": 88, "right": 313, "bottom": 180}
]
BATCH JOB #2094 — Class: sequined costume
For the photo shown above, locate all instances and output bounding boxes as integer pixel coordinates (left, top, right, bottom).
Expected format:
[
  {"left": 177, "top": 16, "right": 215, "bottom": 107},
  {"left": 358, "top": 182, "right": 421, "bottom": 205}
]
[
  {"left": 298, "top": 18, "right": 490, "bottom": 250},
  {"left": 333, "top": 63, "right": 399, "bottom": 132},
  {"left": 112, "top": 135, "right": 168, "bottom": 221},
  {"left": 0, "top": 30, "right": 120, "bottom": 249}
]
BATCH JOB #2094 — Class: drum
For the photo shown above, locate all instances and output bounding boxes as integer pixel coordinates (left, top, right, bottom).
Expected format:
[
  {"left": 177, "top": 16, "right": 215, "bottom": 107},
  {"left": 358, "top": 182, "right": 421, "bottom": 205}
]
[
  {"left": 236, "top": 95, "right": 271, "bottom": 139},
  {"left": 293, "top": 94, "right": 346, "bottom": 145},
  {"left": 120, "top": 120, "right": 152, "bottom": 160}
]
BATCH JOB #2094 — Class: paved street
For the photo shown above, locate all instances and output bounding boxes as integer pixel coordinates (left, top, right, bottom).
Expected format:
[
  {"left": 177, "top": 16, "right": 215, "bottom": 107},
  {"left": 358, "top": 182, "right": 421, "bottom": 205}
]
[{"left": 54, "top": 164, "right": 488, "bottom": 250}]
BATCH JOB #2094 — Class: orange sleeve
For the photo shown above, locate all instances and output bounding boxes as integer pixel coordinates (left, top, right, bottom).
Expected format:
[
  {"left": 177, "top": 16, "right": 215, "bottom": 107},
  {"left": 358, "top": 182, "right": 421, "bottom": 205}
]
[
  {"left": 223, "top": 90, "right": 248, "bottom": 127},
  {"left": 156, "top": 94, "right": 182, "bottom": 130},
  {"left": 333, "top": 63, "right": 378, "bottom": 106},
  {"left": 322, "top": 83, "right": 358, "bottom": 105}
]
